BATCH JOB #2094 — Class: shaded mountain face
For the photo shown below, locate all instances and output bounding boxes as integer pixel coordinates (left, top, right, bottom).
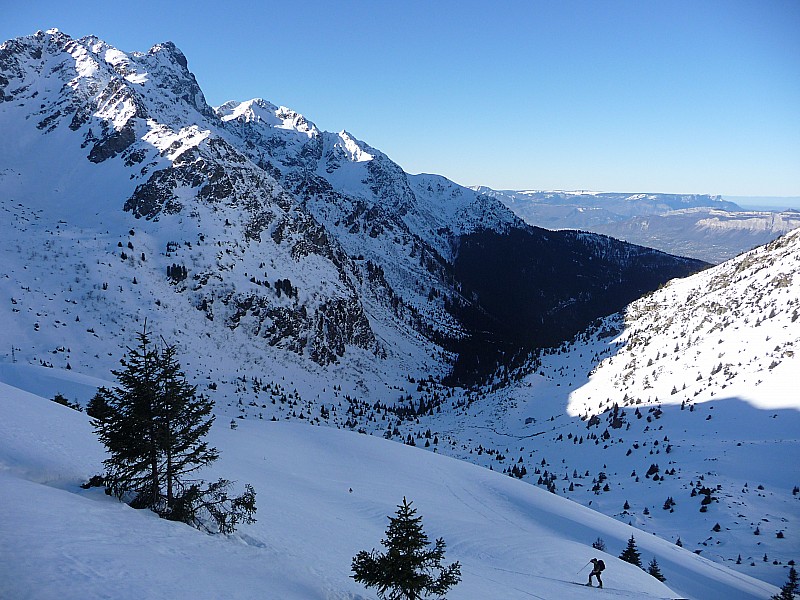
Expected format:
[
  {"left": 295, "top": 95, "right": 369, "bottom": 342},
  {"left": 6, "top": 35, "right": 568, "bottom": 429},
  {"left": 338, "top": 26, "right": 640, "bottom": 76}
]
[
  {"left": 0, "top": 29, "right": 707, "bottom": 384},
  {"left": 447, "top": 228, "right": 707, "bottom": 382}
]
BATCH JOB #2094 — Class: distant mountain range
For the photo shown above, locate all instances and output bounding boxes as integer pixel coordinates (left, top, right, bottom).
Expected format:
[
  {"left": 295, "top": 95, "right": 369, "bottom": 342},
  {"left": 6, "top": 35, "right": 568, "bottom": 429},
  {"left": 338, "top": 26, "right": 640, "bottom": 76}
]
[{"left": 474, "top": 188, "right": 800, "bottom": 264}]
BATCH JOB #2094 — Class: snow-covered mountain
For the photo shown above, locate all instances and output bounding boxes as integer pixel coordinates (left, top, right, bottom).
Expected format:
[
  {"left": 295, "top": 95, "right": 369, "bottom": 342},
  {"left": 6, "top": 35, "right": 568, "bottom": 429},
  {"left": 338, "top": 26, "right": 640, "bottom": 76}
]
[
  {"left": 476, "top": 188, "right": 800, "bottom": 264},
  {"left": 1, "top": 29, "right": 797, "bottom": 597},
  {"left": 0, "top": 28, "right": 704, "bottom": 389},
  {"left": 570, "top": 227, "right": 800, "bottom": 414}
]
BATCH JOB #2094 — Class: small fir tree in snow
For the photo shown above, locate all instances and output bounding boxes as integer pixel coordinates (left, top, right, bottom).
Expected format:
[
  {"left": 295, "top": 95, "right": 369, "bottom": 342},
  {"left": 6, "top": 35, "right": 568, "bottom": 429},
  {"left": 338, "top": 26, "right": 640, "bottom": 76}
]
[
  {"left": 592, "top": 537, "right": 607, "bottom": 552},
  {"left": 351, "top": 497, "right": 461, "bottom": 600},
  {"left": 647, "top": 557, "right": 666, "bottom": 582},
  {"left": 771, "top": 566, "right": 799, "bottom": 600},
  {"left": 619, "top": 535, "right": 643, "bottom": 568}
]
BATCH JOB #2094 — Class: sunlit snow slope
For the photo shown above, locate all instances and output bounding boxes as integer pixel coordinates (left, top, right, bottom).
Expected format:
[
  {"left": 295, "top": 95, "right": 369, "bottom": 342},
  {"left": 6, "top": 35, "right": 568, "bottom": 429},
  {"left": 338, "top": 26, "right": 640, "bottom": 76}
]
[
  {"left": 0, "top": 382, "right": 780, "bottom": 600},
  {"left": 415, "top": 229, "right": 800, "bottom": 588}
]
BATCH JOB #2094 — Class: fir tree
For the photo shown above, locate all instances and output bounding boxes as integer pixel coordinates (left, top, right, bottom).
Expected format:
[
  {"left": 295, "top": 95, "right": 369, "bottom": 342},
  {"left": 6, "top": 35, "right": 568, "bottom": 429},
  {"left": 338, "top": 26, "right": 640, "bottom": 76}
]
[
  {"left": 352, "top": 497, "right": 461, "bottom": 600},
  {"left": 772, "top": 566, "right": 799, "bottom": 600},
  {"left": 92, "top": 322, "right": 162, "bottom": 507},
  {"left": 647, "top": 557, "right": 666, "bottom": 582},
  {"left": 90, "top": 321, "right": 255, "bottom": 532},
  {"left": 87, "top": 388, "right": 113, "bottom": 421},
  {"left": 592, "top": 537, "right": 607, "bottom": 552},
  {"left": 157, "top": 341, "right": 218, "bottom": 510},
  {"left": 619, "top": 534, "right": 643, "bottom": 568}
]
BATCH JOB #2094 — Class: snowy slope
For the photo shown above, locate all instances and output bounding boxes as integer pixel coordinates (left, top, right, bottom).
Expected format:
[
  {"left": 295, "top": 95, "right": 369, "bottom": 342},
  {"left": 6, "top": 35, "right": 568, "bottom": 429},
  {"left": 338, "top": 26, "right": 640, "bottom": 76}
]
[
  {"left": 477, "top": 187, "right": 800, "bottom": 263},
  {"left": 0, "top": 381, "right": 780, "bottom": 600},
  {"left": 406, "top": 229, "right": 800, "bottom": 587},
  {"left": 570, "top": 226, "right": 800, "bottom": 414}
]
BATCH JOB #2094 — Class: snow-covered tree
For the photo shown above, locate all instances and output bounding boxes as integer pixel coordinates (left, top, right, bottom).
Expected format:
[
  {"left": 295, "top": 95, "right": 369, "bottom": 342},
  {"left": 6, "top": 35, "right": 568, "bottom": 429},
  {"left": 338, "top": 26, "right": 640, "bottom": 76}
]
[{"left": 352, "top": 497, "right": 461, "bottom": 600}]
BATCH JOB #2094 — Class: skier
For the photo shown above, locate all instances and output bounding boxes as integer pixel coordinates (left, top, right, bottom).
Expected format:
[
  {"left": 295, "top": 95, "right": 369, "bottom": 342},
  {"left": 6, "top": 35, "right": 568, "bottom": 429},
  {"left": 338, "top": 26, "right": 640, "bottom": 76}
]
[{"left": 587, "top": 557, "right": 605, "bottom": 588}]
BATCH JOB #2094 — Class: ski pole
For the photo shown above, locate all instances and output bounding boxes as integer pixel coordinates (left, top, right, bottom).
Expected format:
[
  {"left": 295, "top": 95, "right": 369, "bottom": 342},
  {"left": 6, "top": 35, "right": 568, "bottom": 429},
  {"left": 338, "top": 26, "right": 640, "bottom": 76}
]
[{"left": 576, "top": 561, "right": 591, "bottom": 575}]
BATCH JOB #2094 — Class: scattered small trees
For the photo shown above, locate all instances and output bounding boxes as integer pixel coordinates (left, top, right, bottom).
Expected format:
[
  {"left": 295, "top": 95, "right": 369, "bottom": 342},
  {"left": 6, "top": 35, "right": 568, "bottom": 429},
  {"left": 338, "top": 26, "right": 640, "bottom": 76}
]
[
  {"left": 352, "top": 497, "right": 461, "bottom": 600},
  {"left": 592, "top": 537, "right": 607, "bottom": 552},
  {"left": 51, "top": 392, "right": 82, "bottom": 412},
  {"left": 90, "top": 321, "right": 256, "bottom": 533},
  {"left": 620, "top": 534, "right": 643, "bottom": 568}
]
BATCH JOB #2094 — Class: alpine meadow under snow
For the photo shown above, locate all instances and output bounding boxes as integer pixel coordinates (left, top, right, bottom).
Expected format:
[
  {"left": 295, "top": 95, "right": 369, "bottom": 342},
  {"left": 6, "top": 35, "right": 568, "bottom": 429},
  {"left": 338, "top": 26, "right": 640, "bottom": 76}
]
[{"left": 0, "top": 29, "right": 798, "bottom": 600}]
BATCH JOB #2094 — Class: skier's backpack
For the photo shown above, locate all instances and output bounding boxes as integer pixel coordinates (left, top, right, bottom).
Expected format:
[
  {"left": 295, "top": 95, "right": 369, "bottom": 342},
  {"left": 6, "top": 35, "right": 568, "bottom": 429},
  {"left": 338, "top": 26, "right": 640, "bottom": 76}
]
[{"left": 596, "top": 559, "right": 605, "bottom": 572}]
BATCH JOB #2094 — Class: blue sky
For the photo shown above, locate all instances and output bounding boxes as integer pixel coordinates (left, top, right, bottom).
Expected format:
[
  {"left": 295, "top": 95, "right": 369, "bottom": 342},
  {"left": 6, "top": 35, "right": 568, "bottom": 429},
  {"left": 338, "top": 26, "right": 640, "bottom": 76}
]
[{"left": 2, "top": 0, "right": 799, "bottom": 195}]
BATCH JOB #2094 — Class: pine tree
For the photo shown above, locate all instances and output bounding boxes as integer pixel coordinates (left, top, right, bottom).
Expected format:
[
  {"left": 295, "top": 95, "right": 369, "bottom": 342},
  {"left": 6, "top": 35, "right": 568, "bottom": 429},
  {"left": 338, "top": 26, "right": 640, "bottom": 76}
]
[
  {"left": 92, "top": 322, "right": 162, "bottom": 507},
  {"left": 647, "top": 557, "right": 666, "bottom": 582},
  {"left": 90, "top": 321, "right": 255, "bottom": 532},
  {"left": 157, "top": 341, "right": 218, "bottom": 510},
  {"left": 772, "top": 566, "right": 799, "bottom": 600},
  {"left": 592, "top": 537, "right": 607, "bottom": 552},
  {"left": 352, "top": 497, "right": 461, "bottom": 600},
  {"left": 619, "top": 535, "right": 643, "bottom": 568}
]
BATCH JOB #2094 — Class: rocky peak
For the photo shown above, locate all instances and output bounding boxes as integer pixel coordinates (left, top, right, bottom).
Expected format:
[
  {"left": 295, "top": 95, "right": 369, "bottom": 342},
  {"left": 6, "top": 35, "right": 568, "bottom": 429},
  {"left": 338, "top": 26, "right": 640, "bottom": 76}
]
[{"left": 149, "top": 41, "right": 188, "bottom": 69}]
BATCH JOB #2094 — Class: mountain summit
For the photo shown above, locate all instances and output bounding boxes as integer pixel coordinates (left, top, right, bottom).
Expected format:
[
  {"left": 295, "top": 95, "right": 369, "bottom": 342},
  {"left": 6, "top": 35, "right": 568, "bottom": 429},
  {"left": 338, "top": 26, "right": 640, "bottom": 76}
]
[{"left": 0, "top": 28, "right": 706, "bottom": 387}]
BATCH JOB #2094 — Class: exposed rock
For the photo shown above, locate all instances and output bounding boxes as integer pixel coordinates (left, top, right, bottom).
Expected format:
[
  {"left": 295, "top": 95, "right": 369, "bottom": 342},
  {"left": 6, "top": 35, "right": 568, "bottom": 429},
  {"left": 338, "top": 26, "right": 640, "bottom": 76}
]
[{"left": 88, "top": 120, "right": 137, "bottom": 163}]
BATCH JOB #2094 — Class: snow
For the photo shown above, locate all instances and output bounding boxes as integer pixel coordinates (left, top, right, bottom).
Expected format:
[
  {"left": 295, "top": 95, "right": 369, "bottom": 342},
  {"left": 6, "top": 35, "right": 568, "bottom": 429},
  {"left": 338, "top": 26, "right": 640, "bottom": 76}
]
[
  {"left": 569, "top": 228, "right": 800, "bottom": 413},
  {"left": 336, "top": 130, "right": 375, "bottom": 162},
  {"left": 0, "top": 383, "right": 780, "bottom": 599},
  {"left": 0, "top": 28, "right": 797, "bottom": 599}
]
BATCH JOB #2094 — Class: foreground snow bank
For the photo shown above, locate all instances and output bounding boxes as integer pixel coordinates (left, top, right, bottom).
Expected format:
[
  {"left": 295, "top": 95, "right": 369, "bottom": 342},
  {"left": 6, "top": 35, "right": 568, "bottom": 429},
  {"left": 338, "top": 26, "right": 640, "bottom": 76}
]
[{"left": 0, "top": 384, "right": 778, "bottom": 599}]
